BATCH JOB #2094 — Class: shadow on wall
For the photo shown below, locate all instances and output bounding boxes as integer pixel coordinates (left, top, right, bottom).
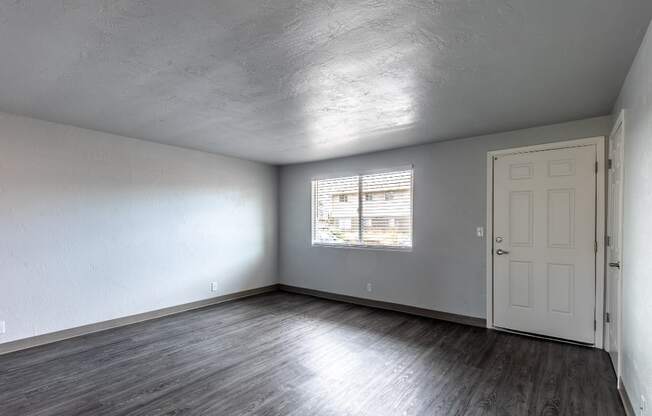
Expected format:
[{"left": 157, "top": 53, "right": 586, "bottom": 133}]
[
  {"left": 1, "top": 182, "right": 271, "bottom": 336},
  {"left": 0, "top": 114, "right": 277, "bottom": 344}
]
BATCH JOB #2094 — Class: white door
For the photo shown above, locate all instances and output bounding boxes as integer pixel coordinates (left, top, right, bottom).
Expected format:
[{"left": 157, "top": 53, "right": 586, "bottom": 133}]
[
  {"left": 606, "top": 119, "right": 625, "bottom": 374},
  {"left": 493, "top": 145, "right": 597, "bottom": 343}
]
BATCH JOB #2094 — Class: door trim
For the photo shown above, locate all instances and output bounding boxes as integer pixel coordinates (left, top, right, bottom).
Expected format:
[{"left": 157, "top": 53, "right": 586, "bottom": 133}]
[{"left": 485, "top": 136, "right": 606, "bottom": 348}]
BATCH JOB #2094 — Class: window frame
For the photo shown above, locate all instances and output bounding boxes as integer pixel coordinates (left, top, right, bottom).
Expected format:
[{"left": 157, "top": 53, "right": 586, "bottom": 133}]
[{"left": 310, "top": 166, "right": 414, "bottom": 251}]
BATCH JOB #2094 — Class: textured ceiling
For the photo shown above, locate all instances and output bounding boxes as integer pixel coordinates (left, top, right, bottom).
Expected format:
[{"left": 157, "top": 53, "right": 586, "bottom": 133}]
[{"left": 0, "top": 1, "right": 650, "bottom": 164}]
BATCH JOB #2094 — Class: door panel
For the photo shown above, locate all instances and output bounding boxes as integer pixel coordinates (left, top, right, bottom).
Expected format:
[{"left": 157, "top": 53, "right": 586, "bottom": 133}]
[
  {"left": 607, "top": 121, "right": 624, "bottom": 374},
  {"left": 509, "top": 261, "right": 533, "bottom": 308},
  {"left": 493, "top": 146, "right": 596, "bottom": 344},
  {"left": 547, "top": 189, "right": 575, "bottom": 248},
  {"left": 547, "top": 263, "right": 573, "bottom": 314},
  {"left": 509, "top": 191, "right": 533, "bottom": 246}
]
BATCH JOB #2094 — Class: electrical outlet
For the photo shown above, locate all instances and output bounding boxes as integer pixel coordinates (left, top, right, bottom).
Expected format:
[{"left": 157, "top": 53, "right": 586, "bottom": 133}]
[
  {"left": 476, "top": 226, "right": 484, "bottom": 238},
  {"left": 0, "top": 320, "right": 5, "bottom": 335},
  {"left": 210, "top": 282, "right": 218, "bottom": 292},
  {"left": 366, "top": 283, "right": 372, "bottom": 292},
  {"left": 641, "top": 395, "right": 647, "bottom": 416}
]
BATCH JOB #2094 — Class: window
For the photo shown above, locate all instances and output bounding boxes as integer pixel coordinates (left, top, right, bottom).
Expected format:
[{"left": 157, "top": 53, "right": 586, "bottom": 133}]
[{"left": 311, "top": 168, "right": 413, "bottom": 249}]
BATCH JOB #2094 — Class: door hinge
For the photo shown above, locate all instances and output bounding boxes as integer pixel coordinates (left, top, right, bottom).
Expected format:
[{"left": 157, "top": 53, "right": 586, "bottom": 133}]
[
  {"left": 594, "top": 320, "right": 597, "bottom": 331},
  {"left": 595, "top": 241, "right": 598, "bottom": 253},
  {"left": 606, "top": 235, "right": 611, "bottom": 247},
  {"left": 608, "top": 159, "right": 613, "bottom": 170},
  {"left": 605, "top": 312, "right": 611, "bottom": 323},
  {"left": 595, "top": 161, "right": 599, "bottom": 173}
]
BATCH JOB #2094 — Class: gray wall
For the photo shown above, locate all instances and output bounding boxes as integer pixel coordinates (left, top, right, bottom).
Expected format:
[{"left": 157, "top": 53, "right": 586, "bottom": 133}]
[
  {"left": 612, "top": 20, "right": 652, "bottom": 413},
  {"left": 0, "top": 112, "right": 278, "bottom": 345},
  {"left": 279, "top": 116, "right": 611, "bottom": 319}
]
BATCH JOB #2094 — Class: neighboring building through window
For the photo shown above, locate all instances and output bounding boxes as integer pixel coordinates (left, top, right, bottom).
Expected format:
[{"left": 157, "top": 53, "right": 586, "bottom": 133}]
[
  {"left": 338, "top": 218, "right": 352, "bottom": 230},
  {"left": 311, "top": 168, "right": 413, "bottom": 249}
]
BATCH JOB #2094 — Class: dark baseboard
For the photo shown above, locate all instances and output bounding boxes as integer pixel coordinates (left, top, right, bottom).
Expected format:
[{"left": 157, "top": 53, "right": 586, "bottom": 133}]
[
  {"left": 618, "top": 378, "right": 636, "bottom": 416},
  {"left": 0, "top": 284, "right": 280, "bottom": 356},
  {"left": 1, "top": 283, "right": 487, "bottom": 356},
  {"left": 278, "top": 284, "right": 486, "bottom": 328}
]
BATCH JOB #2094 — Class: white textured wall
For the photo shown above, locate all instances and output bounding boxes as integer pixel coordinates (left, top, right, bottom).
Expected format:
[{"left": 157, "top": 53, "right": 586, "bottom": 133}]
[
  {"left": 279, "top": 116, "right": 611, "bottom": 319},
  {"left": 613, "top": 20, "right": 652, "bottom": 412},
  {"left": 0, "top": 112, "right": 277, "bottom": 345}
]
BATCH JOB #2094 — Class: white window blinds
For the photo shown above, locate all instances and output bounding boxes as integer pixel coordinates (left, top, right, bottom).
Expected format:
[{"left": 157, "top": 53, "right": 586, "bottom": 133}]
[
  {"left": 311, "top": 175, "right": 360, "bottom": 246},
  {"left": 311, "top": 168, "right": 413, "bottom": 249}
]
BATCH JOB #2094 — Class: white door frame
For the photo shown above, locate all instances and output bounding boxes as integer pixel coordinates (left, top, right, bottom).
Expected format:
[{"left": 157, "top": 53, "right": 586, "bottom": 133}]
[{"left": 485, "top": 136, "right": 606, "bottom": 348}]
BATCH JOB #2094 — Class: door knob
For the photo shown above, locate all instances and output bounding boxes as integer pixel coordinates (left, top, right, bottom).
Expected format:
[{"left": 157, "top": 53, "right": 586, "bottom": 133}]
[
  {"left": 495, "top": 249, "right": 510, "bottom": 255},
  {"left": 609, "top": 262, "right": 620, "bottom": 268}
]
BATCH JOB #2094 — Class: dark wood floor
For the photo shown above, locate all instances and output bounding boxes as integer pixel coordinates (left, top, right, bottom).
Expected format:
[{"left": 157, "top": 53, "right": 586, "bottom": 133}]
[{"left": 0, "top": 292, "right": 623, "bottom": 416}]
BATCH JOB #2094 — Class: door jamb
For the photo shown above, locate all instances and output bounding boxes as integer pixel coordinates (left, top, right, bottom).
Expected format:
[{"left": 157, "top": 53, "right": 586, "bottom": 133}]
[{"left": 485, "top": 136, "right": 606, "bottom": 348}]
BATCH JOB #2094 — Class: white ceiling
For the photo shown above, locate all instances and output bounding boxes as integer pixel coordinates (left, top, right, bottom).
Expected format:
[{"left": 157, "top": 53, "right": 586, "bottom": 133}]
[{"left": 0, "top": 1, "right": 650, "bottom": 164}]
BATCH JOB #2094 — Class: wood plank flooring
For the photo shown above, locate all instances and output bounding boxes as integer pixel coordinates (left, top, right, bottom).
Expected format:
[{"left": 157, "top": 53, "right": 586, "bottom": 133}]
[{"left": 0, "top": 291, "right": 624, "bottom": 416}]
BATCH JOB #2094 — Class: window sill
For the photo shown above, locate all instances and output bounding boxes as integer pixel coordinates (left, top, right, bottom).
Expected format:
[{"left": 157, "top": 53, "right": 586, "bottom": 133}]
[{"left": 311, "top": 243, "right": 412, "bottom": 252}]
